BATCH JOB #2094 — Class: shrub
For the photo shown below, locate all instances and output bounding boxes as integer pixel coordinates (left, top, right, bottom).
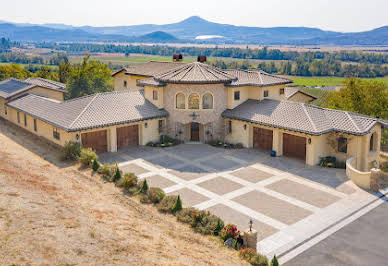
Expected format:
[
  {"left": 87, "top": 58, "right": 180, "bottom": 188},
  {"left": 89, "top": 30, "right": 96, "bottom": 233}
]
[
  {"left": 61, "top": 141, "right": 81, "bottom": 161},
  {"left": 157, "top": 195, "right": 178, "bottom": 213},
  {"left": 193, "top": 211, "right": 224, "bottom": 235},
  {"left": 176, "top": 208, "right": 197, "bottom": 224},
  {"left": 112, "top": 167, "right": 122, "bottom": 183},
  {"left": 139, "top": 193, "right": 152, "bottom": 204},
  {"left": 239, "top": 248, "right": 256, "bottom": 262},
  {"left": 171, "top": 195, "right": 182, "bottom": 213},
  {"left": 139, "top": 179, "right": 149, "bottom": 194},
  {"left": 117, "top": 173, "right": 137, "bottom": 190},
  {"left": 250, "top": 254, "right": 268, "bottom": 266},
  {"left": 219, "top": 224, "right": 240, "bottom": 241},
  {"left": 79, "top": 148, "right": 98, "bottom": 167},
  {"left": 147, "top": 187, "right": 165, "bottom": 204},
  {"left": 380, "top": 161, "right": 388, "bottom": 172},
  {"left": 92, "top": 159, "right": 100, "bottom": 171},
  {"left": 270, "top": 255, "right": 279, "bottom": 266},
  {"left": 98, "top": 163, "right": 117, "bottom": 181}
]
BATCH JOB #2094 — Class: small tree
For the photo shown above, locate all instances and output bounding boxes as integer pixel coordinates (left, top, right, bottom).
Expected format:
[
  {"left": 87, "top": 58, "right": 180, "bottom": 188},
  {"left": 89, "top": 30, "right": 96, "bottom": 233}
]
[
  {"left": 172, "top": 195, "right": 183, "bottom": 213},
  {"left": 139, "top": 179, "right": 149, "bottom": 194},
  {"left": 270, "top": 255, "right": 279, "bottom": 266},
  {"left": 92, "top": 159, "right": 100, "bottom": 171},
  {"left": 113, "top": 167, "right": 122, "bottom": 183}
]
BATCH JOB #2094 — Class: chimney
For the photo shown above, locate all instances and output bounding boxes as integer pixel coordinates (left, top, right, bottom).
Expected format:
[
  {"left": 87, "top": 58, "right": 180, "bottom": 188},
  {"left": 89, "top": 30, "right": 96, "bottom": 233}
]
[
  {"left": 197, "top": 55, "right": 207, "bottom": 63},
  {"left": 173, "top": 54, "right": 183, "bottom": 62}
]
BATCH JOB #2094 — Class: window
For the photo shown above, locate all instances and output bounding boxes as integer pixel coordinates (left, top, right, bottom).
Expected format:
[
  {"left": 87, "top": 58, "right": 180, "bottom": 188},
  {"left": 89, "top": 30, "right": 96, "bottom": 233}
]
[
  {"left": 338, "top": 137, "right": 347, "bottom": 153},
  {"left": 4, "top": 105, "right": 7, "bottom": 115},
  {"left": 158, "top": 120, "right": 163, "bottom": 133},
  {"left": 176, "top": 93, "right": 186, "bottom": 109},
  {"left": 33, "top": 119, "right": 37, "bottom": 132},
  {"left": 202, "top": 93, "right": 213, "bottom": 109},
  {"left": 123, "top": 80, "right": 127, "bottom": 88},
  {"left": 53, "top": 128, "right": 60, "bottom": 140},
  {"left": 153, "top": 90, "right": 158, "bottom": 100},
  {"left": 279, "top": 88, "right": 285, "bottom": 95},
  {"left": 17, "top": 112, "right": 20, "bottom": 123},
  {"left": 370, "top": 134, "right": 375, "bottom": 151},
  {"left": 264, "top": 90, "right": 269, "bottom": 97},
  {"left": 234, "top": 91, "right": 240, "bottom": 101},
  {"left": 188, "top": 93, "right": 199, "bottom": 109},
  {"left": 228, "top": 120, "right": 232, "bottom": 133},
  {"left": 24, "top": 114, "right": 27, "bottom": 127}
]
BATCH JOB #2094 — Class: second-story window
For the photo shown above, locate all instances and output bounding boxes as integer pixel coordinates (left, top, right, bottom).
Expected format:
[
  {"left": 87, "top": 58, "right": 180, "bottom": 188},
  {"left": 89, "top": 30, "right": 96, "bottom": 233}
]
[
  {"left": 123, "top": 80, "right": 127, "bottom": 88},
  {"left": 279, "top": 88, "right": 284, "bottom": 95},
  {"left": 264, "top": 90, "right": 269, "bottom": 97},
  {"left": 53, "top": 128, "right": 60, "bottom": 140},
  {"left": 234, "top": 91, "right": 240, "bottom": 101},
  {"left": 153, "top": 90, "right": 158, "bottom": 100}
]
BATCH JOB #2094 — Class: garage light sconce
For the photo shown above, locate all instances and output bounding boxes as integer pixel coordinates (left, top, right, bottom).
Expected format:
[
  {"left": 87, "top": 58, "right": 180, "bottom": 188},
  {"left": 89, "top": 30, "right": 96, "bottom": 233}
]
[
  {"left": 144, "top": 122, "right": 148, "bottom": 128},
  {"left": 243, "top": 124, "right": 247, "bottom": 130},
  {"left": 308, "top": 138, "right": 311, "bottom": 144},
  {"left": 76, "top": 134, "right": 79, "bottom": 140}
]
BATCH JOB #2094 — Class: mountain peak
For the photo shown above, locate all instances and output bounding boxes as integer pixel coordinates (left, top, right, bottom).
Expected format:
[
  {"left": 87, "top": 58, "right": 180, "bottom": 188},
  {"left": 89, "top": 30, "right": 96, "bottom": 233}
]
[{"left": 180, "top": 16, "right": 208, "bottom": 24}]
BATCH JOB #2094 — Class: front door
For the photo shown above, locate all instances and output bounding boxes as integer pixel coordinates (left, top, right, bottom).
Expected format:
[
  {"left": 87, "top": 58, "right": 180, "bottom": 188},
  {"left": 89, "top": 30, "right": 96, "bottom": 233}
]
[{"left": 191, "top": 122, "right": 200, "bottom": 141}]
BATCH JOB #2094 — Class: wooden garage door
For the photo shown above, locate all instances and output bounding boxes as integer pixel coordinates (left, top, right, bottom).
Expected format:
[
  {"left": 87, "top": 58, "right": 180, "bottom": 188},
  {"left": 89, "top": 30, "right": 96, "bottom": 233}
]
[
  {"left": 117, "top": 125, "right": 139, "bottom": 149},
  {"left": 253, "top": 127, "right": 273, "bottom": 151},
  {"left": 81, "top": 130, "right": 107, "bottom": 152},
  {"left": 283, "top": 133, "right": 306, "bottom": 161}
]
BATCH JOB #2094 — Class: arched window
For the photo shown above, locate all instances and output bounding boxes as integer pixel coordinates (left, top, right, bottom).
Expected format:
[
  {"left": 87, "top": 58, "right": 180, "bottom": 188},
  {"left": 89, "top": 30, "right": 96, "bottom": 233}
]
[
  {"left": 202, "top": 93, "right": 213, "bottom": 109},
  {"left": 176, "top": 93, "right": 186, "bottom": 109},
  {"left": 188, "top": 93, "right": 200, "bottom": 109}
]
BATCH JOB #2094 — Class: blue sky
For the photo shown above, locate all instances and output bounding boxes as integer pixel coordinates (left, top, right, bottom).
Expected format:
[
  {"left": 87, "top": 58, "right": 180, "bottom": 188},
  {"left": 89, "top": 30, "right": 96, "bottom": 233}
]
[{"left": 0, "top": 0, "right": 387, "bottom": 32}]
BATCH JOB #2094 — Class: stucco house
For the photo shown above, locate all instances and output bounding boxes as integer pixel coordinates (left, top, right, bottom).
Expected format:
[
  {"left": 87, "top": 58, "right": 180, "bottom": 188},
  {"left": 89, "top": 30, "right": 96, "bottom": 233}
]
[{"left": 1, "top": 61, "right": 386, "bottom": 178}]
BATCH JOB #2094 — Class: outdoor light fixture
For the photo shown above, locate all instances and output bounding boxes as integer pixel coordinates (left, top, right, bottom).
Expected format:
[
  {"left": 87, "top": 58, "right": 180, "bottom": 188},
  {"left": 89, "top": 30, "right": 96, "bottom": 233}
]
[
  {"left": 244, "top": 124, "right": 247, "bottom": 130},
  {"left": 308, "top": 138, "right": 311, "bottom": 144},
  {"left": 249, "top": 219, "right": 253, "bottom": 232},
  {"left": 145, "top": 122, "right": 148, "bottom": 128},
  {"left": 76, "top": 134, "right": 79, "bottom": 140}
]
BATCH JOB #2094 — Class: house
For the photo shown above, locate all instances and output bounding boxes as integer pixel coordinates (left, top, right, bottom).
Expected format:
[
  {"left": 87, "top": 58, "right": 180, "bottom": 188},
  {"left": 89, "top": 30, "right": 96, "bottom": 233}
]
[{"left": 1, "top": 61, "right": 386, "bottom": 175}]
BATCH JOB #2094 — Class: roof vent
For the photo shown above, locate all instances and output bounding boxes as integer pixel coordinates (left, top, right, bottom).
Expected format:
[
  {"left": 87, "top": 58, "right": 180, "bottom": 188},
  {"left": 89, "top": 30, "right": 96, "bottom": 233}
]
[
  {"left": 173, "top": 54, "right": 183, "bottom": 61},
  {"left": 197, "top": 55, "right": 207, "bottom": 63}
]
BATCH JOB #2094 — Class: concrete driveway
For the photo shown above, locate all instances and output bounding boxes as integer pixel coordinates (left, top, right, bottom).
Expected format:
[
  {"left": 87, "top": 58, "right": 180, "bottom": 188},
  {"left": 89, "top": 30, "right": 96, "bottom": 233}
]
[{"left": 99, "top": 144, "right": 384, "bottom": 260}]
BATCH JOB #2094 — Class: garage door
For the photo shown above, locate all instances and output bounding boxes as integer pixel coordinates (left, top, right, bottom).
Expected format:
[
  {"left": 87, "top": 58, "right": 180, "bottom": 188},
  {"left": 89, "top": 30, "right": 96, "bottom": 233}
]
[
  {"left": 117, "top": 125, "right": 139, "bottom": 149},
  {"left": 81, "top": 130, "right": 107, "bottom": 152},
  {"left": 253, "top": 127, "right": 273, "bottom": 151},
  {"left": 283, "top": 133, "right": 306, "bottom": 161}
]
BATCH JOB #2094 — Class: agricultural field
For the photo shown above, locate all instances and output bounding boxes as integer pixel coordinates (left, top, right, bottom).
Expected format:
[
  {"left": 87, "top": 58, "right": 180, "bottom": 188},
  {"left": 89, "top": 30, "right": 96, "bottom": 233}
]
[{"left": 286, "top": 76, "right": 388, "bottom": 86}]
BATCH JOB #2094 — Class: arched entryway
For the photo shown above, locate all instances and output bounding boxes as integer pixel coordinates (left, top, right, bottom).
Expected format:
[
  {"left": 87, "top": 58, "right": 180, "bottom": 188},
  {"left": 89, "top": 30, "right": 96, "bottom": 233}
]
[{"left": 190, "top": 122, "right": 200, "bottom": 141}]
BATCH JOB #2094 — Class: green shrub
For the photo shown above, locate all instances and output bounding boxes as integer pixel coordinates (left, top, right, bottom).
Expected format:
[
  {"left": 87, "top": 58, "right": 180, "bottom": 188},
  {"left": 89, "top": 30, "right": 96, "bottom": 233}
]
[
  {"left": 176, "top": 208, "right": 197, "bottom": 224},
  {"left": 239, "top": 248, "right": 256, "bottom": 262},
  {"left": 156, "top": 195, "right": 178, "bottom": 213},
  {"left": 98, "top": 163, "right": 117, "bottom": 181},
  {"left": 250, "top": 254, "right": 268, "bottom": 266},
  {"left": 147, "top": 187, "right": 165, "bottom": 204},
  {"left": 219, "top": 224, "right": 240, "bottom": 241},
  {"left": 270, "top": 255, "right": 279, "bottom": 266},
  {"left": 171, "top": 195, "right": 182, "bottom": 213},
  {"left": 113, "top": 167, "right": 122, "bottom": 183},
  {"left": 193, "top": 211, "right": 224, "bottom": 235},
  {"left": 79, "top": 148, "right": 98, "bottom": 167},
  {"left": 117, "top": 173, "right": 137, "bottom": 190},
  {"left": 61, "top": 141, "right": 81, "bottom": 161},
  {"left": 139, "top": 179, "right": 149, "bottom": 194},
  {"left": 380, "top": 161, "right": 388, "bottom": 172},
  {"left": 139, "top": 193, "right": 152, "bottom": 204},
  {"left": 92, "top": 159, "right": 100, "bottom": 171}
]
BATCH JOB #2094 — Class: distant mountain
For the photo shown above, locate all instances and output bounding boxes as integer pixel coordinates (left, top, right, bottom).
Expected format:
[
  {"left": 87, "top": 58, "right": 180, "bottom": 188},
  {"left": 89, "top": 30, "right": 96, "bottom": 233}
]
[{"left": 0, "top": 16, "right": 387, "bottom": 45}]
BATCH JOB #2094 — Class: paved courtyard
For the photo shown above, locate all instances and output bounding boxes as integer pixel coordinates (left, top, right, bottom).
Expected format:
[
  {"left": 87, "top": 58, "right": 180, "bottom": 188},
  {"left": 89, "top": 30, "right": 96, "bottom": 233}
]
[{"left": 99, "top": 144, "right": 384, "bottom": 259}]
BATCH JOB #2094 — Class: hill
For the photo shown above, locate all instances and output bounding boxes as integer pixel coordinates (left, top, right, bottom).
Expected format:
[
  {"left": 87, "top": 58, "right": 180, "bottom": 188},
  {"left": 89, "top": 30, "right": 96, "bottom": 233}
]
[{"left": 137, "top": 31, "right": 178, "bottom": 42}]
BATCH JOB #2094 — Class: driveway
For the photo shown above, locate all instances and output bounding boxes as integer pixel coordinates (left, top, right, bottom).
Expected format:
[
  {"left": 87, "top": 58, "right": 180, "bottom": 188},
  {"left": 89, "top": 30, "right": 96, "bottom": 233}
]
[{"left": 99, "top": 144, "right": 384, "bottom": 260}]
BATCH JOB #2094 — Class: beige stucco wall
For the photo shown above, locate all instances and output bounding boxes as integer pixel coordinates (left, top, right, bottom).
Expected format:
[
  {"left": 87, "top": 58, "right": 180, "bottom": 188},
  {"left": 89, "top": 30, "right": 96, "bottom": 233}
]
[
  {"left": 346, "top": 157, "right": 371, "bottom": 190},
  {"left": 6, "top": 107, "right": 76, "bottom": 146},
  {"left": 0, "top": 98, "right": 6, "bottom": 119},
  {"left": 114, "top": 72, "right": 148, "bottom": 91},
  {"left": 144, "top": 86, "right": 164, "bottom": 109},
  {"left": 163, "top": 83, "right": 227, "bottom": 142},
  {"left": 27, "top": 86, "right": 64, "bottom": 101},
  {"left": 287, "top": 92, "right": 315, "bottom": 103}
]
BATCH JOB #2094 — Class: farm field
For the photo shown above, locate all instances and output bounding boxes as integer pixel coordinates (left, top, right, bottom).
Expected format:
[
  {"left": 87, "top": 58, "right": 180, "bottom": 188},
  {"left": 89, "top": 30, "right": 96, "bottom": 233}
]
[{"left": 285, "top": 76, "right": 388, "bottom": 86}]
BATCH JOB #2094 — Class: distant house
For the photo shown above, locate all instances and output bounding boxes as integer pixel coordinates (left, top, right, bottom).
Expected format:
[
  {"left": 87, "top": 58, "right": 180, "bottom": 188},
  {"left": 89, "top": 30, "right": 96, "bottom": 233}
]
[{"left": 1, "top": 62, "right": 386, "bottom": 175}]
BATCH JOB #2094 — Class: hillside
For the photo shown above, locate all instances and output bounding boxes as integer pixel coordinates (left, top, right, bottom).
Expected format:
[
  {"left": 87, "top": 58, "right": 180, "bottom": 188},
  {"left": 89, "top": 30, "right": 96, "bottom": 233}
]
[{"left": 0, "top": 119, "right": 246, "bottom": 266}]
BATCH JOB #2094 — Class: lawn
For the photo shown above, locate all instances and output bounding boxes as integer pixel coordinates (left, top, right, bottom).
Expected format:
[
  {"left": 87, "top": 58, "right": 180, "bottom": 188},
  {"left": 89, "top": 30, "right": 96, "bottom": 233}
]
[{"left": 285, "top": 76, "right": 388, "bottom": 86}]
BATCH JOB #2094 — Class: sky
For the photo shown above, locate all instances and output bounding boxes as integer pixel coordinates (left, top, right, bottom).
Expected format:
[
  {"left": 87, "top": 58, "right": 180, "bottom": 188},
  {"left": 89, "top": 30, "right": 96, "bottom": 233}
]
[{"left": 0, "top": 0, "right": 387, "bottom": 32}]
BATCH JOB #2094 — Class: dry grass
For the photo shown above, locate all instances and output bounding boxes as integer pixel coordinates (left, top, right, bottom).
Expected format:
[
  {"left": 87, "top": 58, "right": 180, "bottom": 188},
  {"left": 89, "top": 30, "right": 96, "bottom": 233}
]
[{"left": 0, "top": 119, "right": 247, "bottom": 266}]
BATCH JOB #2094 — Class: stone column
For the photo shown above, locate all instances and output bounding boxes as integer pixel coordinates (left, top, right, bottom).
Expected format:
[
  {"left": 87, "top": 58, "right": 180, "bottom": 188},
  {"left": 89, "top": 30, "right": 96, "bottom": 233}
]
[
  {"left": 370, "top": 168, "right": 381, "bottom": 192},
  {"left": 243, "top": 229, "right": 258, "bottom": 252},
  {"left": 109, "top": 127, "right": 117, "bottom": 152}
]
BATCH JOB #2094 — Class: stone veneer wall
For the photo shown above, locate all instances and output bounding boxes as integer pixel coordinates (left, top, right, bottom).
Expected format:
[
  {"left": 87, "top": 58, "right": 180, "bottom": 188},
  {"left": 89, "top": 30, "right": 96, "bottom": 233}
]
[{"left": 163, "top": 83, "right": 228, "bottom": 142}]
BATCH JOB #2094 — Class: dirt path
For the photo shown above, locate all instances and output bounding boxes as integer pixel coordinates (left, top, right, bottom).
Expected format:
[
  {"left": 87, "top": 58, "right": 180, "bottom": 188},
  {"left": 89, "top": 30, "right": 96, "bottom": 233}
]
[{"left": 0, "top": 119, "right": 247, "bottom": 265}]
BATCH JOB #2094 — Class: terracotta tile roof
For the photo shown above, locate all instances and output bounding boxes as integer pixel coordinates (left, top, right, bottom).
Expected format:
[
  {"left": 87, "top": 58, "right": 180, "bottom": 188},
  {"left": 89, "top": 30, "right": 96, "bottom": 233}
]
[
  {"left": 25, "top": 77, "right": 66, "bottom": 91},
  {"left": 6, "top": 90, "right": 168, "bottom": 132},
  {"left": 124, "top": 61, "right": 184, "bottom": 77},
  {"left": 223, "top": 69, "right": 292, "bottom": 87},
  {"left": 285, "top": 87, "right": 317, "bottom": 100},
  {"left": 222, "top": 99, "right": 386, "bottom": 136}
]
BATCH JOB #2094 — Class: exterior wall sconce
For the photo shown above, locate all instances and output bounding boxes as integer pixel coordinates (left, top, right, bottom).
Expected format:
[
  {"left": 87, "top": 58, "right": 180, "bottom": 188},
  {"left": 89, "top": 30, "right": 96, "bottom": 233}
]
[
  {"left": 144, "top": 122, "right": 148, "bottom": 128},
  {"left": 76, "top": 134, "right": 79, "bottom": 140},
  {"left": 244, "top": 124, "right": 247, "bottom": 130},
  {"left": 308, "top": 138, "right": 311, "bottom": 144},
  {"left": 249, "top": 219, "right": 253, "bottom": 232}
]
